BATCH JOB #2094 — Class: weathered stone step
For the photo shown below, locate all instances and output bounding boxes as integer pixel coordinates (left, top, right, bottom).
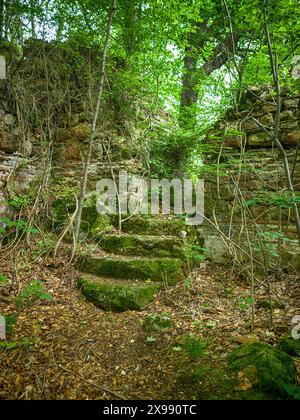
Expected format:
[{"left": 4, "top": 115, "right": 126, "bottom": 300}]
[
  {"left": 77, "top": 254, "right": 185, "bottom": 285},
  {"left": 98, "top": 233, "right": 188, "bottom": 258},
  {"left": 78, "top": 275, "right": 160, "bottom": 311}
]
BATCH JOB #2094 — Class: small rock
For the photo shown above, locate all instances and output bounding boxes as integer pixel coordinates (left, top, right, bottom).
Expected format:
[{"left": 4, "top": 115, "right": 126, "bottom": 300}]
[
  {"left": 259, "top": 113, "right": 273, "bottom": 126},
  {"left": 282, "top": 130, "right": 300, "bottom": 146},
  {"left": 261, "top": 103, "right": 277, "bottom": 113},
  {"left": 248, "top": 132, "right": 273, "bottom": 147},
  {"left": 280, "top": 110, "right": 295, "bottom": 120},
  {"left": 69, "top": 113, "right": 80, "bottom": 127}
]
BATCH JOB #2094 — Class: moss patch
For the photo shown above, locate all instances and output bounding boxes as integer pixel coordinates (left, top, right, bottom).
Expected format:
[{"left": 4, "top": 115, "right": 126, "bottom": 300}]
[
  {"left": 90, "top": 215, "right": 112, "bottom": 236},
  {"left": 78, "top": 255, "right": 185, "bottom": 285},
  {"left": 228, "top": 343, "right": 296, "bottom": 397},
  {"left": 78, "top": 276, "right": 160, "bottom": 311},
  {"left": 111, "top": 215, "right": 203, "bottom": 244},
  {"left": 177, "top": 364, "right": 273, "bottom": 400},
  {"left": 98, "top": 233, "right": 188, "bottom": 258}
]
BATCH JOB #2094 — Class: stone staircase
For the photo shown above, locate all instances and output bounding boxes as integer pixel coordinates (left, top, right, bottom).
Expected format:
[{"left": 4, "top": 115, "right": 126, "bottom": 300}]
[{"left": 77, "top": 216, "right": 202, "bottom": 311}]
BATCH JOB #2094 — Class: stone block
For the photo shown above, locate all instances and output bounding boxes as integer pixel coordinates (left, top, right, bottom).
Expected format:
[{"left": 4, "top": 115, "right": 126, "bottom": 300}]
[
  {"left": 0, "top": 131, "right": 18, "bottom": 152},
  {"left": 283, "top": 98, "right": 299, "bottom": 109},
  {"left": 71, "top": 123, "right": 90, "bottom": 141},
  {"left": 280, "top": 120, "right": 298, "bottom": 130},
  {"left": 282, "top": 131, "right": 300, "bottom": 146}
]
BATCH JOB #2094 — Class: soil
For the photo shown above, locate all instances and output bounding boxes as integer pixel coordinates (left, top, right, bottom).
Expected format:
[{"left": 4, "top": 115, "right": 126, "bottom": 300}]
[{"left": 0, "top": 250, "right": 299, "bottom": 400}]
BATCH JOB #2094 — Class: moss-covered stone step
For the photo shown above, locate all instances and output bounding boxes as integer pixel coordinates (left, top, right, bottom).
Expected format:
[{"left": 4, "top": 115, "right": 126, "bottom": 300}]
[
  {"left": 229, "top": 343, "right": 296, "bottom": 397},
  {"left": 78, "top": 275, "right": 160, "bottom": 311},
  {"left": 77, "top": 254, "right": 185, "bottom": 285},
  {"left": 98, "top": 233, "right": 189, "bottom": 258},
  {"left": 110, "top": 215, "right": 202, "bottom": 243}
]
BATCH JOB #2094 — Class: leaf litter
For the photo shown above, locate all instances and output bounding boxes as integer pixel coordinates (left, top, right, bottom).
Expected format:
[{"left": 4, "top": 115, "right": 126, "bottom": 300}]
[{"left": 0, "top": 249, "right": 299, "bottom": 400}]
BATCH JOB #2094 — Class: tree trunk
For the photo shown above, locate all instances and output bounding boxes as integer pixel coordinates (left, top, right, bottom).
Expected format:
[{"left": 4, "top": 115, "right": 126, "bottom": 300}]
[
  {"left": 122, "top": 0, "right": 141, "bottom": 57},
  {"left": 73, "top": 0, "right": 117, "bottom": 249},
  {"left": 179, "top": 48, "right": 199, "bottom": 129},
  {"left": 30, "top": 0, "right": 36, "bottom": 38},
  {"left": 179, "top": 21, "right": 241, "bottom": 129}
]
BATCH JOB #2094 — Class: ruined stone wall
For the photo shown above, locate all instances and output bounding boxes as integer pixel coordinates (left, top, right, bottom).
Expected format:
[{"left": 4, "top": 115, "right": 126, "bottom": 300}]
[
  {"left": 0, "top": 43, "right": 146, "bottom": 220},
  {"left": 203, "top": 86, "right": 300, "bottom": 269}
]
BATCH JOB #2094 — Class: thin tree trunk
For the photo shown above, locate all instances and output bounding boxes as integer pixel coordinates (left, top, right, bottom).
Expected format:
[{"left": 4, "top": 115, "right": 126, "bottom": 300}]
[{"left": 73, "top": 0, "right": 117, "bottom": 250}]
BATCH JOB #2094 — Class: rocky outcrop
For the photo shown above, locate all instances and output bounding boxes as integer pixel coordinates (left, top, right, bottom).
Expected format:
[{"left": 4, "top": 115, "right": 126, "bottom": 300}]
[{"left": 229, "top": 343, "right": 296, "bottom": 397}]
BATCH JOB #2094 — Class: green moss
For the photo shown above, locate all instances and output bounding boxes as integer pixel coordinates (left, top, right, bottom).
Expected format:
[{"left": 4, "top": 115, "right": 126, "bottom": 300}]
[
  {"left": 279, "top": 335, "right": 300, "bottom": 357},
  {"left": 78, "top": 255, "right": 185, "bottom": 285},
  {"left": 90, "top": 215, "right": 112, "bottom": 236},
  {"left": 78, "top": 276, "right": 160, "bottom": 311},
  {"left": 228, "top": 343, "right": 296, "bottom": 397},
  {"left": 177, "top": 363, "right": 277, "bottom": 400},
  {"left": 111, "top": 215, "right": 203, "bottom": 244},
  {"left": 52, "top": 192, "right": 113, "bottom": 235},
  {"left": 98, "top": 233, "right": 189, "bottom": 258}
]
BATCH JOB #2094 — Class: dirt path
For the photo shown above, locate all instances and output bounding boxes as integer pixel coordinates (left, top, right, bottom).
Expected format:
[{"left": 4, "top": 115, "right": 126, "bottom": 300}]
[{"left": 0, "top": 255, "right": 299, "bottom": 400}]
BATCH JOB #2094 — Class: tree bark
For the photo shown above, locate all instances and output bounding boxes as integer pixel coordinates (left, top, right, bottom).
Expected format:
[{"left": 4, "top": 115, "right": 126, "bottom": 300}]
[
  {"left": 73, "top": 0, "right": 117, "bottom": 249},
  {"left": 179, "top": 21, "right": 209, "bottom": 129}
]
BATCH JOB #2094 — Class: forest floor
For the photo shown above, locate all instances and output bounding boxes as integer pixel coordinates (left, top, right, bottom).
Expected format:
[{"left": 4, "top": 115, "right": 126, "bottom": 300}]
[{"left": 0, "top": 248, "right": 299, "bottom": 400}]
